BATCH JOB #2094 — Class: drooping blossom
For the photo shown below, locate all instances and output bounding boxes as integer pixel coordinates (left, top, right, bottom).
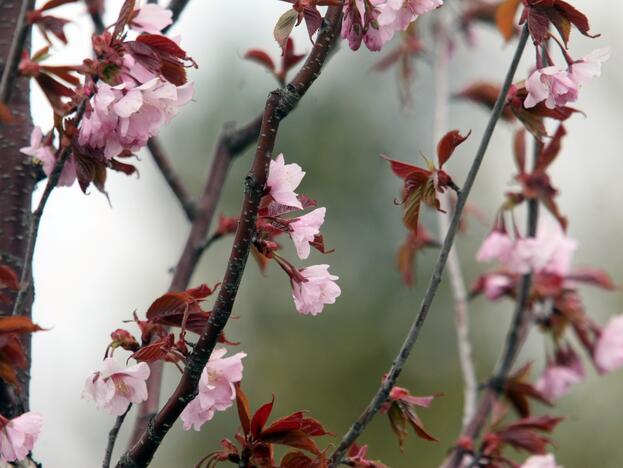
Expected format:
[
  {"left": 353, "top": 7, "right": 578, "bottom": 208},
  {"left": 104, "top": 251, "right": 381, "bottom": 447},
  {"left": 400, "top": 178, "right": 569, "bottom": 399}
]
[
  {"left": 535, "top": 348, "right": 584, "bottom": 400},
  {"left": 476, "top": 223, "right": 577, "bottom": 276},
  {"left": 266, "top": 153, "right": 305, "bottom": 209},
  {"left": 82, "top": 358, "right": 150, "bottom": 415},
  {"left": 291, "top": 264, "right": 341, "bottom": 315},
  {"left": 520, "top": 454, "right": 561, "bottom": 468},
  {"left": 476, "top": 230, "right": 514, "bottom": 264},
  {"left": 20, "top": 127, "right": 76, "bottom": 186},
  {"left": 289, "top": 207, "right": 326, "bottom": 260},
  {"left": 341, "top": 0, "right": 384, "bottom": 51},
  {"left": 130, "top": 3, "right": 173, "bottom": 34},
  {"left": 570, "top": 48, "right": 611, "bottom": 86},
  {"left": 524, "top": 48, "right": 609, "bottom": 109},
  {"left": 594, "top": 315, "right": 623, "bottom": 373},
  {"left": 180, "top": 348, "right": 246, "bottom": 431},
  {"left": 377, "top": 0, "right": 443, "bottom": 44},
  {"left": 480, "top": 274, "right": 513, "bottom": 300},
  {"left": 0, "top": 412, "right": 43, "bottom": 463},
  {"left": 79, "top": 78, "right": 194, "bottom": 159}
]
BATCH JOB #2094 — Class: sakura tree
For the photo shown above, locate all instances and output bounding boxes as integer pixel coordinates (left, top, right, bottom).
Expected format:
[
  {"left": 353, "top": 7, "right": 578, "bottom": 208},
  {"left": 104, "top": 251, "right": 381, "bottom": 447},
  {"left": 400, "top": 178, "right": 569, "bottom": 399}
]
[{"left": 0, "top": 0, "right": 619, "bottom": 466}]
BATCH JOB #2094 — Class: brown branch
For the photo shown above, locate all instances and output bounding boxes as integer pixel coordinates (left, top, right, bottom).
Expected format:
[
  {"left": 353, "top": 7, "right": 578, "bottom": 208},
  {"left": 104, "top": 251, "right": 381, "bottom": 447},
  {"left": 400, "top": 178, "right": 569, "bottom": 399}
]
[
  {"left": 327, "top": 25, "right": 530, "bottom": 467},
  {"left": 103, "top": 404, "right": 133, "bottom": 468},
  {"left": 146, "top": 137, "right": 196, "bottom": 220},
  {"left": 118, "top": 8, "right": 343, "bottom": 466}
]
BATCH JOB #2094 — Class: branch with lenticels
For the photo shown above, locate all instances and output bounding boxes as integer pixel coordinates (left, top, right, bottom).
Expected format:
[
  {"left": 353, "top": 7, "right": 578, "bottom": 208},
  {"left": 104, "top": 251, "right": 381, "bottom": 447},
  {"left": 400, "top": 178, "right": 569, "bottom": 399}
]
[
  {"left": 327, "top": 25, "right": 530, "bottom": 467},
  {"left": 117, "top": 6, "right": 343, "bottom": 467}
]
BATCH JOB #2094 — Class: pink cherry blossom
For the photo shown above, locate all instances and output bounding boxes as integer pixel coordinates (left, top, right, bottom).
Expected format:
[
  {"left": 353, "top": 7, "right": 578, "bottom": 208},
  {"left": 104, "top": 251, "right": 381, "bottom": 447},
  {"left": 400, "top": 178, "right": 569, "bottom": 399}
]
[
  {"left": 289, "top": 208, "right": 326, "bottom": 260},
  {"left": 0, "top": 412, "right": 43, "bottom": 463},
  {"left": 477, "top": 223, "right": 577, "bottom": 276},
  {"left": 292, "top": 264, "right": 341, "bottom": 315},
  {"left": 476, "top": 230, "right": 514, "bottom": 264},
  {"left": 377, "top": 0, "right": 443, "bottom": 44},
  {"left": 180, "top": 348, "right": 246, "bottom": 431},
  {"left": 520, "top": 454, "right": 561, "bottom": 468},
  {"left": 594, "top": 315, "right": 623, "bottom": 373},
  {"left": 341, "top": 0, "right": 385, "bottom": 51},
  {"left": 79, "top": 78, "right": 194, "bottom": 159},
  {"left": 481, "top": 274, "right": 512, "bottom": 300},
  {"left": 130, "top": 4, "right": 173, "bottom": 34},
  {"left": 82, "top": 358, "right": 150, "bottom": 415},
  {"left": 524, "top": 66, "right": 579, "bottom": 109},
  {"left": 20, "top": 127, "right": 76, "bottom": 187},
  {"left": 535, "top": 349, "right": 584, "bottom": 400},
  {"left": 267, "top": 153, "right": 305, "bottom": 209},
  {"left": 570, "top": 48, "right": 610, "bottom": 87}
]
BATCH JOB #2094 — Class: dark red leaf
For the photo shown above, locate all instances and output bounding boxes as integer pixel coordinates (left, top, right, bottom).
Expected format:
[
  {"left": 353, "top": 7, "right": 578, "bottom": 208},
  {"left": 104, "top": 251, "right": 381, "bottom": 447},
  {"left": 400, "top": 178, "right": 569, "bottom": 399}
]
[
  {"left": 235, "top": 383, "right": 252, "bottom": 436},
  {"left": 437, "top": 129, "right": 471, "bottom": 168},
  {"left": 0, "top": 316, "right": 44, "bottom": 334},
  {"left": 0, "top": 265, "right": 19, "bottom": 290},
  {"left": 244, "top": 49, "right": 276, "bottom": 73},
  {"left": 251, "top": 398, "right": 274, "bottom": 439}
]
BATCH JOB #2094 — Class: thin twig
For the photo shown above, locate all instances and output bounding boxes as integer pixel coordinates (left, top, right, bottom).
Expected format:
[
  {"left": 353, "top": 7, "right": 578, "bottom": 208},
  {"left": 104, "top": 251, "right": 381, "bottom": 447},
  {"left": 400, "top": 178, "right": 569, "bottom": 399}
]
[
  {"left": 0, "top": 0, "right": 36, "bottom": 104},
  {"left": 327, "top": 25, "right": 530, "bottom": 467},
  {"left": 103, "top": 404, "right": 133, "bottom": 468},
  {"left": 162, "top": 0, "right": 191, "bottom": 33},
  {"left": 117, "top": 8, "right": 343, "bottom": 467},
  {"left": 11, "top": 102, "right": 87, "bottom": 318},
  {"left": 146, "top": 137, "right": 196, "bottom": 220},
  {"left": 433, "top": 15, "right": 477, "bottom": 429}
]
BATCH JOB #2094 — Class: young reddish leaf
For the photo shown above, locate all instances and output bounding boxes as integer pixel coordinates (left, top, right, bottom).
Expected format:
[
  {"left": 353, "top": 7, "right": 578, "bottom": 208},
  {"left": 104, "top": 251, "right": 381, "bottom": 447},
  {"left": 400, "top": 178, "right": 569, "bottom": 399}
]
[
  {"left": 282, "top": 38, "right": 306, "bottom": 72},
  {"left": 455, "top": 82, "right": 516, "bottom": 121},
  {"left": 145, "top": 291, "right": 199, "bottom": 321},
  {"left": 251, "top": 398, "right": 275, "bottom": 439},
  {"left": 496, "top": 0, "right": 522, "bottom": 41},
  {"left": 514, "top": 129, "right": 526, "bottom": 174},
  {"left": 0, "top": 316, "right": 44, "bottom": 335},
  {"left": 261, "top": 429, "right": 322, "bottom": 456},
  {"left": 244, "top": 49, "right": 276, "bottom": 73},
  {"left": 109, "top": 158, "right": 138, "bottom": 176},
  {"left": 568, "top": 268, "right": 616, "bottom": 290},
  {"left": 525, "top": 7, "right": 550, "bottom": 44},
  {"left": 437, "top": 130, "right": 471, "bottom": 168},
  {"left": 396, "top": 227, "right": 440, "bottom": 287},
  {"left": 387, "top": 402, "right": 409, "bottom": 450},
  {"left": 280, "top": 451, "right": 323, "bottom": 468},
  {"left": 113, "top": 0, "right": 136, "bottom": 39},
  {"left": 401, "top": 403, "right": 438, "bottom": 442},
  {"left": 274, "top": 9, "right": 299, "bottom": 51},
  {"left": 535, "top": 125, "right": 566, "bottom": 172},
  {"left": 235, "top": 383, "right": 252, "bottom": 436},
  {"left": 0, "top": 101, "right": 13, "bottom": 124},
  {"left": 39, "top": 0, "right": 79, "bottom": 11},
  {"left": 303, "top": 7, "right": 322, "bottom": 42},
  {"left": 0, "top": 265, "right": 19, "bottom": 290}
]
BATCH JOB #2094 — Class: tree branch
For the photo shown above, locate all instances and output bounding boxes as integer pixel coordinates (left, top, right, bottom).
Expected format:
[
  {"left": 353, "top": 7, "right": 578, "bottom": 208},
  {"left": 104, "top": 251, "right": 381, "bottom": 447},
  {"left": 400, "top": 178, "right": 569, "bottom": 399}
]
[
  {"left": 433, "top": 15, "right": 477, "bottom": 429},
  {"left": 327, "top": 25, "right": 530, "bottom": 467},
  {"left": 146, "top": 137, "right": 196, "bottom": 220},
  {"left": 103, "top": 404, "right": 133, "bottom": 468},
  {"left": 118, "top": 8, "right": 343, "bottom": 466}
]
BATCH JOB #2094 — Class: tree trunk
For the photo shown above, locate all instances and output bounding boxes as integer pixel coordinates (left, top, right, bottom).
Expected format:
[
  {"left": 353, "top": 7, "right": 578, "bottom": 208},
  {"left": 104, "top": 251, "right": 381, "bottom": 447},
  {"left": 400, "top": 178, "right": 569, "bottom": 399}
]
[{"left": 0, "top": 0, "right": 38, "bottom": 417}]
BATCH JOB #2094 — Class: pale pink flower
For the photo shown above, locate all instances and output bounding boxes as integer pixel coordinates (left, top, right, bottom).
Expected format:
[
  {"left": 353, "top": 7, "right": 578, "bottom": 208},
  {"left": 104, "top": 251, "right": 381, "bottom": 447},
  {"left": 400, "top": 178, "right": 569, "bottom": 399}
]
[
  {"left": 520, "top": 454, "right": 561, "bottom": 468},
  {"left": 570, "top": 48, "right": 610, "bottom": 87},
  {"left": 20, "top": 127, "right": 76, "bottom": 187},
  {"left": 289, "top": 208, "right": 326, "bottom": 260},
  {"left": 377, "top": 0, "right": 443, "bottom": 44},
  {"left": 181, "top": 348, "right": 246, "bottom": 431},
  {"left": 594, "top": 315, "right": 623, "bottom": 373},
  {"left": 476, "top": 230, "right": 514, "bottom": 264},
  {"left": 79, "top": 78, "right": 194, "bottom": 159},
  {"left": 0, "top": 412, "right": 43, "bottom": 463},
  {"left": 507, "top": 225, "right": 577, "bottom": 276},
  {"left": 292, "top": 264, "right": 341, "bottom": 315},
  {"left": 524, "top": 66, "right": 578, "bottom": 109},
  {"left": 267, "top": 153, "right": 305, "bottom": 209},
  {"left": 482, "top": 274, "right": 512, "bottom": 300},
  {"left": 341, "top": 0, "right": 386, "bottom": 51},
  {"left": 535, "top": 349, "right": 584, "bottom": 400},
  {"left": 82, "top": 358, "right": 150, "bottom": 415},
  {"left": 131, "top": 3, "right": 173, "bottom": 34}
]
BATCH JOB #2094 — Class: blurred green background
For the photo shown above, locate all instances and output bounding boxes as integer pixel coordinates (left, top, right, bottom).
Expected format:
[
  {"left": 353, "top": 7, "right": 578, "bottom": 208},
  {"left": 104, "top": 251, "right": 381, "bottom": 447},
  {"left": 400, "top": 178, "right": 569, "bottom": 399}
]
[{"left": 27, "top": 1, "right": 623, "bottom": 467}]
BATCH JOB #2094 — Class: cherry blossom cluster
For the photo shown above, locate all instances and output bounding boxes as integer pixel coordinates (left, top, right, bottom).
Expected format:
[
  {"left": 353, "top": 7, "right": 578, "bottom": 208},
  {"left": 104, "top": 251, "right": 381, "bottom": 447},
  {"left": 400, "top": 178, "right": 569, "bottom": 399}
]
[
  {"left": 81, "top": 283, "right": 246, "bottom": 432},
  {"left": 217, "top": 154, "right": 341, "bottom": 316},
  {"left": 19, "top": 2, "right": 196, "bottom": 194}
]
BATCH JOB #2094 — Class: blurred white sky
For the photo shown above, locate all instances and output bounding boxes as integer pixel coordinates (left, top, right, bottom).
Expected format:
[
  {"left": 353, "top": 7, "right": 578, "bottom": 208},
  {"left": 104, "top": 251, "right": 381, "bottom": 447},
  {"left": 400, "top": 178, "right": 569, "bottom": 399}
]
[{"left": 25, "top": 0, "right": 623, "bottom": 466}]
